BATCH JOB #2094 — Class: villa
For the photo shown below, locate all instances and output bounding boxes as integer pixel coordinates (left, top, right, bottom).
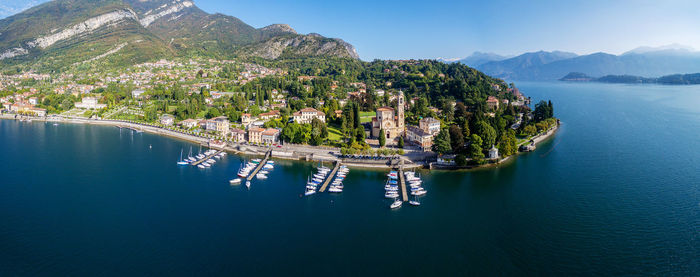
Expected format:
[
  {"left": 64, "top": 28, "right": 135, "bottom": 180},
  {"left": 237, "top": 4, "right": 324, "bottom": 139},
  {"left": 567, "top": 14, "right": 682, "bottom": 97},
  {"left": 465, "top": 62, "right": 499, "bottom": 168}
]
[
  {"left": 293, "top": 108, "right": 325, "bottom": 124},
  {"left": 75, "top": 97, "right": 107, "bottom": 110}
]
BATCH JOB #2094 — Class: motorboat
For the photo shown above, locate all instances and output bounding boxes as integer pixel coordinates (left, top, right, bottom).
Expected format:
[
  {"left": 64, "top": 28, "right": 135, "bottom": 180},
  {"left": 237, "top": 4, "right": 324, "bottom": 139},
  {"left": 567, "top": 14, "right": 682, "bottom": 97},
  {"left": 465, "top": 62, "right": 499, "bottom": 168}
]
[
  {"left": 390, "top": 199, "right": 402, "bottom": 209},
  {"left": 411, "top": 190, "right": 427, "bottom": 196},
  {"left": 385, "top": 192, "right": 399, "bottom": 198},
  {"left": 197, "top": 164, "right": 206, "bottom": 169},
  {"left": 246, "top": 181, "right": 251, "bottom": 188},
  {"left": 256, "top": 173, "right": 268, "bottom": 180},
  {"left": 229, "top": 178, "right": 242, "bottom": 185},
  {"left": 409, "top": 200, "right": 421, "bottom": 206}
]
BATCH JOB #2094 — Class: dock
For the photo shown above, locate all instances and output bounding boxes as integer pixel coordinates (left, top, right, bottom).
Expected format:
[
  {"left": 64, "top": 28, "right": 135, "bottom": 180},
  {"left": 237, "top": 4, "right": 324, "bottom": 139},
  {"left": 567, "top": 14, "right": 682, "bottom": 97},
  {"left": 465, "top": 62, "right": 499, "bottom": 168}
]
[
  {"left": 191, "top": 150, "right": 223, "bottom": 166},
  {"left": 319, "top": 162, "right": 341, "bottom": 193},
  {"left": 247, "top": 151, "right": 271, "bottom": 181},
  {"left": 398, "top": 166, "right": 408, "bottom": 202}
]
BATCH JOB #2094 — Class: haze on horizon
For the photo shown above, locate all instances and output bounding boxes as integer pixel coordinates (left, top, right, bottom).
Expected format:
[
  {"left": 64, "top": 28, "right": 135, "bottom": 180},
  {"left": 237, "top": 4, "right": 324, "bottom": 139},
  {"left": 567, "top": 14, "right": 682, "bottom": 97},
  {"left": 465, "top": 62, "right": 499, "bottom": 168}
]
[{"left": 2, "top": 0, "right": 699, "bottom": 60}]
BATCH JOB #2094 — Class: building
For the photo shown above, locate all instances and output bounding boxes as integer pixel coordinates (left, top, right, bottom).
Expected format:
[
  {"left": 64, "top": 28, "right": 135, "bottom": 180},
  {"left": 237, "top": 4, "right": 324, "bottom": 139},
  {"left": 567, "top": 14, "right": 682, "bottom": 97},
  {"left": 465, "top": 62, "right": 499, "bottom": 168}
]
[
  {"left": 259, "top": 110, "right": 280, "bottom": 121},
  {"left": 180, "top": 119, "right": 198, "bottom": 129},
  {"left": 419, "top": 117, "right": 441, "bottom": 135},
  {"left": 488, "top": 145, "right": 499, "bottom": 159},
  {"left": 406, "top": 126, "right": 433, "bottom": 149},
  {"left": 241, "top": 113, "right": 254, "bottom": 125},
  {"left": 261, "top": 128, "right": 280, "bottom": 145},
  {"left": 28, "top": 97, "right": 38, "bottom": 105},
  {"left": 293, "top": 108, "right": 325, "bottom": 124},
  {"left": 486, "top": 96, "right": 500, "bottom": 110},
  {"left": 248, "top": 127, "right": 265, "bottom": 144},
  {"left": 75, "top": 97, "right": 107, "bottom": 110},
  {"left": 132, "top": 90, "right": 145, "bottom": 99},
  {"left": 160, "top": 114, "right": 175, "bottom": 126},
  {"left": 371, "top": 91, "right": 405, "bottom": 140},
  {"left": 230, "top": 128, "right": 246, "bottom": 142},
  {"left": 212, "top": 116, "right": 230, "bottom": 135}
]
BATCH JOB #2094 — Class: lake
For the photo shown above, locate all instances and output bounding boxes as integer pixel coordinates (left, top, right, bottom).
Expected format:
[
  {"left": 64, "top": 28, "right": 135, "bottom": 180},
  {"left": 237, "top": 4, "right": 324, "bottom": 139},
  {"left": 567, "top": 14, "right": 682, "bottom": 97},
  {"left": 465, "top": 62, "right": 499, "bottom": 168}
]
[{"left": 0, "top": 82, "right": 698, "bottom": 275}]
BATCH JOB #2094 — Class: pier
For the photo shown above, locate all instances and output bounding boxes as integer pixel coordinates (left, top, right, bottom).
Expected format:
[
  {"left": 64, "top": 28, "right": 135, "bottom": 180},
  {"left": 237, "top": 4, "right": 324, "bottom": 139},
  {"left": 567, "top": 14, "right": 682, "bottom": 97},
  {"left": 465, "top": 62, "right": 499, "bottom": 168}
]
[
  {"left": 319, "top": 162, "right": 342, "bottom": 193},
  {"left": 247, "top": 151, "right": 271, "bottom": 181},
  {"left": 191, "top": 150, "right": 223, "bottom": 166},
  {"left": 398, "top": 166, "right": 408, "bottom": 202}
]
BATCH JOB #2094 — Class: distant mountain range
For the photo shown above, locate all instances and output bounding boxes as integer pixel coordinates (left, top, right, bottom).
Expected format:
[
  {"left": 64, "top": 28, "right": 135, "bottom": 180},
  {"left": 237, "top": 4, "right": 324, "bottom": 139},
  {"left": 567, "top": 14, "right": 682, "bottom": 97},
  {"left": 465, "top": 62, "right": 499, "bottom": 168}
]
[
  {"left": 560, "top": 72, "right": 700, "bottom": 85},
  {"left": 457, "top": 45, "right": 700, "bottom": 81},
  {"left": 0, "top": 0, "right": 359, "bottom": 71}
]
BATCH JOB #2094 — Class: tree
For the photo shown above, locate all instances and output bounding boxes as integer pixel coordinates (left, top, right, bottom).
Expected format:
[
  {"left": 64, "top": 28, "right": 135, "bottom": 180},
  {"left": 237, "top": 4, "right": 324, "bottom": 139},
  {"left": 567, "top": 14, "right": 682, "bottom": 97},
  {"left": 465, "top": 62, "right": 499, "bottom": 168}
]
[
  {"left": 534, "top": 100, "right": 553, "bottom": 122},
  {"left": 432, "top": 128, "right": 452, "bottom": 154},
  {"left": 449, "top": 125, "right": 464, "bottom": 152},
  {"left": 475, "top": 120, "right": 496, "bottom": 149},
  {"left": 498, "top": 130, "right": 518, "bottom": 156},
  {"left": 469, "top": 134, "right": 484, "bottom": 162},
  {"left": 398, "top": 136, "right": 404, "bottom": 148},
  {"left": 379, "top": 129, "right": 386, "bottom": 147},
  {"left": 355, "top": 126, "right": 365, "bottom": 142},
  {"left": 462, "top": 120, "right": 470, "bottom": 138}
]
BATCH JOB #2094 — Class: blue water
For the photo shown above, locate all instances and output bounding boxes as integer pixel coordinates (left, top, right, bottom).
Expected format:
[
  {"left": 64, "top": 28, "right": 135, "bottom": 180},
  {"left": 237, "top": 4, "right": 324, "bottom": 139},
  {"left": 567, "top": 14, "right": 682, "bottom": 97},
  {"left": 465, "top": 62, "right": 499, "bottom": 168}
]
[{"left": 0, "top": 82, "right": 698, "bottom": 275}]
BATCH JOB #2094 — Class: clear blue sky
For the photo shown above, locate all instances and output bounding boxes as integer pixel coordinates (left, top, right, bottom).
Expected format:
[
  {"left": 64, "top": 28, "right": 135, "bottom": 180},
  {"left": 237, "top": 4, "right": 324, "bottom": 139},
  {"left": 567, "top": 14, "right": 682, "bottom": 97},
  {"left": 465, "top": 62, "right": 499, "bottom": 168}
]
[{"left": 3, "top": 0, "right": 700, "bottom": 60}]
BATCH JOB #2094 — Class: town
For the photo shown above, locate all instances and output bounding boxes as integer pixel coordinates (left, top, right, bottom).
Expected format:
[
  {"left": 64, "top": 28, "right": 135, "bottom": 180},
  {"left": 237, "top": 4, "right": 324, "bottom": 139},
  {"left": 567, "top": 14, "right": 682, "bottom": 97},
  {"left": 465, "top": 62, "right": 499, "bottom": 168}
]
[{"left": 0, "top": 58, "right": 558, "bottom": 168}]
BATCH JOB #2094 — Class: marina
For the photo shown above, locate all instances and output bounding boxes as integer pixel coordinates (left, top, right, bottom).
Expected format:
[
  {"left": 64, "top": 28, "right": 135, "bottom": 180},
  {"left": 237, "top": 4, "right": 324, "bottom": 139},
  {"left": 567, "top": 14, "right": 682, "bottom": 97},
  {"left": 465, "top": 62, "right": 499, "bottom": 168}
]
[
  {"left": 246, "top": 150, "right": 272, "bottom": 181},
  {"left": 318, "top": 162, "right": 342, "bottom": 193},
  {"left": 191, "top": 149, "right": 224, "bottom": 166}
]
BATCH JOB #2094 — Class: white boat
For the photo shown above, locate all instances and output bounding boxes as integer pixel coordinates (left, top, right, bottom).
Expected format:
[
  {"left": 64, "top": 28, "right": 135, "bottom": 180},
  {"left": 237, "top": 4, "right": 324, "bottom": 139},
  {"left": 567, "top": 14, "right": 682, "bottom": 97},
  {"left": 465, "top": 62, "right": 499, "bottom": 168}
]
[
  {"left": 411, "top": 190, "right": 427, "bottom": 196},
  {"left": 207, "top": 159, "right": 216, "bottom": 164},
  {"left": 176, "top": 149, "right": 189, "bottom": 165},
  {"left": 246, "top": 181, "right": 251, "bottom": 188},
  {"left": 385, "top": 192, "right": 399, "bottom": 198},
  {"left": 263, "top": 164, "right": 274, "bottom": 170},
  {"left": 410, "top": 199, "right": 421, "bottom": 206},
  {"left": 197, "top": 164, "right": 206, "bottom": 169},
  {"left": 256, "top": 173, "right": 267, "bottom": 180},
  {"left": 259, "top": 170, "right": 269, "bottom": 174},
  {"left": 329, "top": 187, "right": 342, "bottom": 193},
  {"left": 390, "top": 199, "right": 402, "bottom": 209},
  {"left": 230, "top": 178, "right": 242, "bottom": 185},
  {"left": 304, "top": 190, "right": 316, "bottom": 196},
  {"left": 201, "top": 162, "right": 211, "bottom": 167}
]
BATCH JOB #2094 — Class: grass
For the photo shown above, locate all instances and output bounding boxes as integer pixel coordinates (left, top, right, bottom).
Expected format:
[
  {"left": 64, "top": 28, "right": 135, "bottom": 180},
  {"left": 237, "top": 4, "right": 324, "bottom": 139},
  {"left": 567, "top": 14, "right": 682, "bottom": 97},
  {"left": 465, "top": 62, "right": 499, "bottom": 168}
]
[
  {"left": 359, "top": 111, "right": 374, "bottom": 123},
  {"left": 327, "top": 125, "right": 343, "bottom": 141}
]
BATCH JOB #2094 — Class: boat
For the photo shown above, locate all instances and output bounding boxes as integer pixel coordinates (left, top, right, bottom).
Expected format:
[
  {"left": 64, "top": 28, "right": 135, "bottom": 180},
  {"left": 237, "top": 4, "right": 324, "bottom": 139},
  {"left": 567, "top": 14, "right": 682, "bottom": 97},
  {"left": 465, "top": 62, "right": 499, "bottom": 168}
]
[
  {"left": 251, "top": 159, "right": 262, "bottom": 164},
  {"left": 411, "top": 190, "right": 427, "bottom": 196},
  {"left": 410, "top": 200, "right": 421, "bottom": 206},
  {"left": 197, "top": 164, "right": 206, "bottom": 169},
  {"left": 304, "top": 189, "right": 316, "bottom": 196},
  {"left": 177, "top": 149, "right": 189, "bottom": 165},
  {"left": 201, "top": 162, "right": 211, "bottom": 167},
  {"left": 328, "top": 187, "right": 342, "bottom": 193},
  {"left": 259, "top": 170, "right": 269, "bottom": 174},
  {"left": 207, "top": 159, "right": 216, "bottom": 164},
  {"left": 390, "top": 199, "right": 402, "bottom": 209},
  {"left": 246, "top": 181, "right": 251, "bottom": 188},
  {"left": 263, "top": 164, "right": 274, "bottom": 170},
  {"left": 229, "top": 178, "right": 242, "bottom": 185},
  {"left": 256, "top": 173, "right": 267, "bottom": 180}
]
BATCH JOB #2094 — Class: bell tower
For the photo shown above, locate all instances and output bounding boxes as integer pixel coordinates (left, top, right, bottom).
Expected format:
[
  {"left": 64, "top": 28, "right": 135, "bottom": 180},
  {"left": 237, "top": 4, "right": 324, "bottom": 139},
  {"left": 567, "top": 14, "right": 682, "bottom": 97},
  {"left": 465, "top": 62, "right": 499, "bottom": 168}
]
[{"left": 397, "top": 90, "right": 405, "bottom": 132}]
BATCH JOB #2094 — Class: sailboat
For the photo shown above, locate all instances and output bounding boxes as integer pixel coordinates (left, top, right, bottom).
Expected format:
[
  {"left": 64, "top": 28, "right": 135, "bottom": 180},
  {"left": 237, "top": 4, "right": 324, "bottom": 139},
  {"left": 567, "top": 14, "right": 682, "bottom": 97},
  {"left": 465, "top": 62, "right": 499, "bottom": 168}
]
[{"left": 177, "top": 149, "right": 189, "bottom": 165}]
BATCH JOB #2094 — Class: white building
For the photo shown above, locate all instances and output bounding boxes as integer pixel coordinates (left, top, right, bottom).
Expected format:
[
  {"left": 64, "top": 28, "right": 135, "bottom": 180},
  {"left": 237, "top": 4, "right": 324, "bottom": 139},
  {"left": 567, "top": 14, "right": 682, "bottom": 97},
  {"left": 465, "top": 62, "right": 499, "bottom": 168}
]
[
  {"left": 488, "top": 145, "right": 499, "bottom": 159},
  {"left": 160, "top": 114, "right": 175, "bottom": 126},
  {"left": 75, "top": 97, "right": 107, "bottom": 109},
  {"left": 419, "top": 117, "right": 441, "bottom": 135},
  {"left": 293, "top": 108, "right": 325, "bottom": 124},
  {"left": 132, "top": 90, "right": 145, "bottom": 99}
]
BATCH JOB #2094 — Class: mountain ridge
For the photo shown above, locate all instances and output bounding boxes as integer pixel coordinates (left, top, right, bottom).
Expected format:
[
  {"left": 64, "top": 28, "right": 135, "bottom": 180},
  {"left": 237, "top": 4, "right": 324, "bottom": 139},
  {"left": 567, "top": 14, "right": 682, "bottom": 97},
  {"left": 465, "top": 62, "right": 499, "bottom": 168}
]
[{"left": 0, "top": 0, "right": 359, "bottom": 71}]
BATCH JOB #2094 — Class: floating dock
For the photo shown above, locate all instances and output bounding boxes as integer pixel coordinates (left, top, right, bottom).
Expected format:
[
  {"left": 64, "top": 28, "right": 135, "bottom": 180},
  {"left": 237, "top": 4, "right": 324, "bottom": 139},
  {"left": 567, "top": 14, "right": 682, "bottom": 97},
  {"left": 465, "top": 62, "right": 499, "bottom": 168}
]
[
  {"left": 247, "top": 151, "right": 271, "bottom": 181},
  {"left": 398, "top": 166, "right": 408, "bottom": 202},
  {"left": 319, "top": 162, "right": 341, "bottom": 193},
  {"left": 191, "top": 150, "right": 223, "bottom": 166}
]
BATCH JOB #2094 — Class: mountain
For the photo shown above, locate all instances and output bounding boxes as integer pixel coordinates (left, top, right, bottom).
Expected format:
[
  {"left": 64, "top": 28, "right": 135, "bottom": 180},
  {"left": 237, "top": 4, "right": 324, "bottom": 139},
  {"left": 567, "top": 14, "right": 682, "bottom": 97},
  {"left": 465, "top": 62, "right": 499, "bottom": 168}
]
[
  {"left": 0, "top": 0, "right": 359, "bottom": 71},
  {"left": 560, "top": 72, "right": 700, "bottom": 85},
  {"left": 458, "top": 52, "right": 510, "bottom": 67},
  {"left": 476, "top": 51, "right": 578, "bottom": 80},
  {"left": 476, "top": 46, "right": 700, "bottom": 81}
]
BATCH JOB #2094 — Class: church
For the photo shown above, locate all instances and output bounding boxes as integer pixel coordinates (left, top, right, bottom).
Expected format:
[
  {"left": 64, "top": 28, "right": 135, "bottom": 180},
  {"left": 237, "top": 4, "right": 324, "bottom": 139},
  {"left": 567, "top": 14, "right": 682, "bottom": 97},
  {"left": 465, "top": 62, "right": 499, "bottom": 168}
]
[{"left": 371, "top": 91, "right": 405, "bottom": 141}]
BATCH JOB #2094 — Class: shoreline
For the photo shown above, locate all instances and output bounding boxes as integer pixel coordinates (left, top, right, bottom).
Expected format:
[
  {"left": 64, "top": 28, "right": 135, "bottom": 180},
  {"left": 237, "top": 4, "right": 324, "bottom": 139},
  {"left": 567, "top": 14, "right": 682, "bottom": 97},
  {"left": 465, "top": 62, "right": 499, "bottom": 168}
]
[{"left": 1, "top": 114, "right": 559, "bottom": 171}]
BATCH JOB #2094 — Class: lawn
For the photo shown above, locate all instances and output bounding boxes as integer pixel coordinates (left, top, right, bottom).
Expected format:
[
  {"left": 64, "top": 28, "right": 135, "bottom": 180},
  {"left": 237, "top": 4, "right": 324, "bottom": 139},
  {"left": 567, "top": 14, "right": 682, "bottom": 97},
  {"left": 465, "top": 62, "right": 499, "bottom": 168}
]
[
  {"left": 359, "top": 111, "right": 374, "bottom": 123},
  {"left": 327, "top": 125, "right": 343, "bottom": 141}
]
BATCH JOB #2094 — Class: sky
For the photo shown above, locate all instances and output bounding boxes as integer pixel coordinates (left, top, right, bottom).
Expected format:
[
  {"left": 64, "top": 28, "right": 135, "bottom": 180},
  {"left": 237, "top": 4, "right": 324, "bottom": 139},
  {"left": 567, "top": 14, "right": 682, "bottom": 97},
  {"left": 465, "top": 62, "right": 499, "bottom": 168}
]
[{"left": 2, "top": 0, "right": 700, "bottom": 60}]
